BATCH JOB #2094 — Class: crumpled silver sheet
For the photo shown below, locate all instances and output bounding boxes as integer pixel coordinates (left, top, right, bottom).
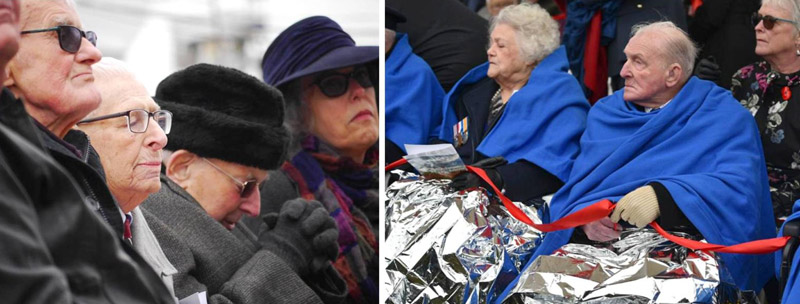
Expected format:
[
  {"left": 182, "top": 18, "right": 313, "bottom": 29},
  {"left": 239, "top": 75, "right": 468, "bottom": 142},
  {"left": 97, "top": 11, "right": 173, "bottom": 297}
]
[
  {"left": 384, "top": 172, "right": 544, "bottom": 304},
  {"left": 505, "top": 230, "right": 759, "bottom": 303}
]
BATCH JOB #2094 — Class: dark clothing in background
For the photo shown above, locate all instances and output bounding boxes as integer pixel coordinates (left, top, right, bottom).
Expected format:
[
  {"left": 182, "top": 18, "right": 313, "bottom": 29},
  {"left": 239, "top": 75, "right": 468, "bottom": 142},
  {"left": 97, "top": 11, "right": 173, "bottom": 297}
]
[
  {"left": 0, "top": 88, "right": 175, "bottom": 303},
  {"left": 608, "top": 0, "right": 688, "bottom": 91},
  {"left": 387, "top": 0, "right": 488, "bottom": 92},
  {"left": 690, "top": 0, "right": 760, "bottom": 89}
]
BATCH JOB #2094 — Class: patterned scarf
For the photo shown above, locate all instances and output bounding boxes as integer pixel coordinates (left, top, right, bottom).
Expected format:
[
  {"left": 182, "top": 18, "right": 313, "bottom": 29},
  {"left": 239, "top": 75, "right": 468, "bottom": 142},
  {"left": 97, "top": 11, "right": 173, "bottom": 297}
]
[{"left": 281, "top": 136, "right": 378, "bottom": 303}]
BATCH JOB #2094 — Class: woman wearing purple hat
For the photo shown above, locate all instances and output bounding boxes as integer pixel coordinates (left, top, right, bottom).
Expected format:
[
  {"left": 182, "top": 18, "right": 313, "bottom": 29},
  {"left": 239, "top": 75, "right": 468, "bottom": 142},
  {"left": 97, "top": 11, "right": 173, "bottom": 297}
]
[{"left": 246, "top": 16, "right": 379, "bottom": 303}]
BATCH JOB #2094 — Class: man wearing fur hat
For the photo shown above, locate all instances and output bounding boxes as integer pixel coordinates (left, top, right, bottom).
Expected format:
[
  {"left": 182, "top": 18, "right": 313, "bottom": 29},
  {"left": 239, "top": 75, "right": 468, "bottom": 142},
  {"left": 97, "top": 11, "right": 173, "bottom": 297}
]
[{"left": 141, "top": 63, "right": 346, "bottom": 304}]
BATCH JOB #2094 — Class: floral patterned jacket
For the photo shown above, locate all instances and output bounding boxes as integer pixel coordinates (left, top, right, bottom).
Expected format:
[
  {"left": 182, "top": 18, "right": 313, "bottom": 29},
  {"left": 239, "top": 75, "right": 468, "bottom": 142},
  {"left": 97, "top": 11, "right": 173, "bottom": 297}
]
[{"left": 732, "top": 61, "right": 800, "bottom": 223}]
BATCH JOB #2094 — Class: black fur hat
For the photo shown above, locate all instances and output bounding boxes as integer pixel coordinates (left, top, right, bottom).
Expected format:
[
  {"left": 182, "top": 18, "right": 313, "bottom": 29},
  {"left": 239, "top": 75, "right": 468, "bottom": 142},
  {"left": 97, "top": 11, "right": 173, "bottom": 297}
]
[{"left": 155, "top": 63, "right": 288, "bottom": 170}]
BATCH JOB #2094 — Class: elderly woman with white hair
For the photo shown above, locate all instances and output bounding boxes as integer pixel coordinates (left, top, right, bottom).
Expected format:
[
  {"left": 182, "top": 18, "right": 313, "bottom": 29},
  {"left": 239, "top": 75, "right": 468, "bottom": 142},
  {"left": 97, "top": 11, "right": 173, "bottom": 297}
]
[
  {"left": 442, "top": 3, "right": 589, "bottom": 203},
  {"left": 732, "top": 0, "right": 800, "bottom": 226}
]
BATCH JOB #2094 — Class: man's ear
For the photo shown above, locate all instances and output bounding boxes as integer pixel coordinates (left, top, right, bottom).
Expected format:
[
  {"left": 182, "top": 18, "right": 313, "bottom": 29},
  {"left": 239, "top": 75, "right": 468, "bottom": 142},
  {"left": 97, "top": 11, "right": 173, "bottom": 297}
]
[
  {"left": 665, "top": 63, "right": 683, "bottom": 88},
  {"left": 3, "top": 61, "right": 15, "bottom": 88},
  {"left": 165, "top": 149, "right": 197, "bottom": 188}
]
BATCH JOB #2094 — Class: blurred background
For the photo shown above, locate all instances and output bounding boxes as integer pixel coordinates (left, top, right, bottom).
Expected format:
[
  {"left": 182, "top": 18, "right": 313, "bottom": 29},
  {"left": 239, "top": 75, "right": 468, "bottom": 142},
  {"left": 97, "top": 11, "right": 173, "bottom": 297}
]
[{"left": 76, "top": 0, "right": 380, "bottom": 94}]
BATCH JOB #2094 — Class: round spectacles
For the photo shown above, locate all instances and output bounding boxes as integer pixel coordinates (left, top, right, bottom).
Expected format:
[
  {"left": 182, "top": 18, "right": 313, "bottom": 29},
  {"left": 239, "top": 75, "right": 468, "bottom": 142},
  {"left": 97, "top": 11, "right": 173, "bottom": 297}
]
[
  {"left": 752, "top": 13, "right": 798, "bottom": 30},
  {"left": 201, "top": 158, "right": 259, "bottom": 198},
  {"left": 21, "top": 25, "right": 97, "bottom": 54},
  {"left": 313, "top": 66, "right": 373, "bottom": 98},
  {"left": 78, "top": 109, "right": 172, "bottom": 134}
]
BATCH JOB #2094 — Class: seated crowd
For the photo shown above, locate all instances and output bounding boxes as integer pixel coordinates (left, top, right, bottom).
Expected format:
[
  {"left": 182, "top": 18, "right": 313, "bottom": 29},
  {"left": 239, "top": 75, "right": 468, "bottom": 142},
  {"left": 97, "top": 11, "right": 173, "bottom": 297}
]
[{"left": 385, "top": 1, "right": 800, "bottom": 302}]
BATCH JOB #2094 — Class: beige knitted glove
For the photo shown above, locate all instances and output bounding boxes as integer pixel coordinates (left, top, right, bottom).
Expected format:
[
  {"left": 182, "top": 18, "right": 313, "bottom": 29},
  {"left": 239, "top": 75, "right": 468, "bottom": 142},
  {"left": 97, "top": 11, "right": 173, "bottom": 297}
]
[{"left": 609, "top": 185, "right": 660, "bottom": 228}]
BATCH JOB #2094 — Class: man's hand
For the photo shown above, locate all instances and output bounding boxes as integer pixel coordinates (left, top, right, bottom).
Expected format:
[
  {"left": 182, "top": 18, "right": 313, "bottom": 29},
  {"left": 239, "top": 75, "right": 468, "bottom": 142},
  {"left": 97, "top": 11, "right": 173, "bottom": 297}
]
[
  {"left": 610, "top": 185, "right": 660, "bottom": 228},
  {"left": 694, "top": 57, "right": 720, "bottom": 82},
  {"left": 450, "top": 156, "right": 507, "bottom": 191},
  {"left": 581, "top": 217, "right": 621, "bottom": 242},
  {"left": 259, "top": 199, "right": 339, "bottom": 276}
]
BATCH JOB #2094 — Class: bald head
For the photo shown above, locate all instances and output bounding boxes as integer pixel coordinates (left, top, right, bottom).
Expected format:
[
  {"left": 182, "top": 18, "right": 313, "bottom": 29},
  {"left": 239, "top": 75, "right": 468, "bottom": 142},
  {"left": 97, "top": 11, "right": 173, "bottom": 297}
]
[
  {"left": 630, "top": 21, "right": 698, "bottom": 83},
  {"left": 88, "top": 57, "right": 153, "bottom": 118}
]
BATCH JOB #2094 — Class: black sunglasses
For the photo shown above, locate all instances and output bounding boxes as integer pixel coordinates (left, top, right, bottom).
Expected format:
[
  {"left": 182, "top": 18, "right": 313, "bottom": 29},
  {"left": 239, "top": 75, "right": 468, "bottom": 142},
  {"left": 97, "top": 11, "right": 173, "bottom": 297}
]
[
  {"left": 201, "top": 158, "right": 259, "bottom": 198},
  {"left": 77, "top": 109, "right": 172, "bottom": 134},
  {"left": 21, "top": 25, "right": 97, "bottom": 53},
  {"left": 752, "top": 13, "right": 798, "bottom": 30},
  {"left": 313, "top": 66, "right": 373, "bottom": 98}
]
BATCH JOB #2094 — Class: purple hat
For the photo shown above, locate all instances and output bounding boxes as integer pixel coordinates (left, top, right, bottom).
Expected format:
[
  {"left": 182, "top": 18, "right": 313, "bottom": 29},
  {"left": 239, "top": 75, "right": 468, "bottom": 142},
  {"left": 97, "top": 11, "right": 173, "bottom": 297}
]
[{"left": 261, "top": 16, "right": 378, "bottom": 87}]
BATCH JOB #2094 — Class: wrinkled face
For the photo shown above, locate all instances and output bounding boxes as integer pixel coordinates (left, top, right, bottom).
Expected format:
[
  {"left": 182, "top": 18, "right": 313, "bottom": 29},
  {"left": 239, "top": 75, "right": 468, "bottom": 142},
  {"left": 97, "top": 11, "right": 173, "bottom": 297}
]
[
  {"left": 7, "top": 0, "right": 102, "bottom": 125},
  {"left": 186, "top": 158, "right": 267, "bottom": 230},
  {"left": 78, "top": 77, "right": 167, "bottom": 213},
  {"left": 755, "top": 4, "right": 800, "bottom": 58},
  {"left": 301, "top": 65, "right": 378, "bottom": 159},
  {"left": 619, "top": 31, "right": 669, "bottom": 104},
  {"left": 488, "top": 0, "right": 516, "bottom": 17},
  {"left": 0, "top": 0, "right": 20, "bottom": 82},
  {"left": 486, "top": 23, "right": 528, "bottom": 82}
]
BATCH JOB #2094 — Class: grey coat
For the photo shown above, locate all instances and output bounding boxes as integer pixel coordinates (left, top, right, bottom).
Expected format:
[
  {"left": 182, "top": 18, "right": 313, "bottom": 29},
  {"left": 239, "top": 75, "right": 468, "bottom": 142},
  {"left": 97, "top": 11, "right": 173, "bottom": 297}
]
[{"left": 142, "top": 175, "right": 322, "bottom": 304}]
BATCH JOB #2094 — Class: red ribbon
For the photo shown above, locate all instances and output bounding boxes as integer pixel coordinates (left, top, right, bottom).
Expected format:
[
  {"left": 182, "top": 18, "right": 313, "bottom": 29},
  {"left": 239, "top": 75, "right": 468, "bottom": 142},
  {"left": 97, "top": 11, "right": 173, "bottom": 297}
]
[{"left": 387, "top": 158, "right": 791, "bottom": 254}]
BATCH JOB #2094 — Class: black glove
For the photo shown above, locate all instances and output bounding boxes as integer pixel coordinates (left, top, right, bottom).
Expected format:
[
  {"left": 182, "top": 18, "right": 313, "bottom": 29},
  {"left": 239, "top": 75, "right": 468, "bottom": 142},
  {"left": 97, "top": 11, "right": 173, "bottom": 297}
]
[
  {"left": 259, "top": 198, "right": 339, "bottom": 276},
  {"left": 450, "top": 156, "right": 507, "bottom": 192},
  {"left": 694, "top": 56, "right": 720, "bottom": 82}
]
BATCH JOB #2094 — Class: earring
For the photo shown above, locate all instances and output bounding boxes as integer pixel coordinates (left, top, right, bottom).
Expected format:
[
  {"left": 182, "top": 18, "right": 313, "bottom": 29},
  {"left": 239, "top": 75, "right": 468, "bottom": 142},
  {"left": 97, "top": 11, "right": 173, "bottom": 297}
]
[{"left": 796, "top": 48, "right": 800, "bottom": 56}]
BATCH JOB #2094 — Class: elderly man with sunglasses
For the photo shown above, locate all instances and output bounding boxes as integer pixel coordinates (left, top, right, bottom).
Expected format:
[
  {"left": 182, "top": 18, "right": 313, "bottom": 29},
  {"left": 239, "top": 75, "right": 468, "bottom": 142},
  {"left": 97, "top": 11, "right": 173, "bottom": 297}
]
[
  {"left": 0, "top": 0, "right": 176, "bottom": 302},
  {"left": 732, "top": 0, "right": 800, "bottom": 226},
  {"left": 140, "top": 63, "right": 343, "bottom": 304}
]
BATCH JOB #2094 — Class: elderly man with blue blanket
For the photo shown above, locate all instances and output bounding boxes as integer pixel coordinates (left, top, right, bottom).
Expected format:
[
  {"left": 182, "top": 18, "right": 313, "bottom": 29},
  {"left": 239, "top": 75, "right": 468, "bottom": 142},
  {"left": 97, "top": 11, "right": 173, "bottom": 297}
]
[{"left": 498, "top": 21, "right": 776, "bottom": 300}]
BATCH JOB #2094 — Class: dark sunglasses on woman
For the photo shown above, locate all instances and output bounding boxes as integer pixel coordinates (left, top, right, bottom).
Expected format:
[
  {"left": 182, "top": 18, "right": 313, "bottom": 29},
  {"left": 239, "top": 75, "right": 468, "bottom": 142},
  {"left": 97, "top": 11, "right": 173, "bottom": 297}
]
[
  {"left": 752, "top": 12, "right": 798, "bottom": 30},
  {"left": 313, "top": 66, "right": 373, "bottom": 98},
  {"left": 20, "top": 25, "right": 97, "bottom": 53}
]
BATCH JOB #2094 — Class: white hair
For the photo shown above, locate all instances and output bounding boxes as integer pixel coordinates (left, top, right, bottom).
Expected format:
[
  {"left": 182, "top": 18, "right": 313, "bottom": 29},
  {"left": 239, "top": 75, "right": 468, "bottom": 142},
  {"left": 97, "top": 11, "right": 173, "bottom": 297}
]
[
  {"left": 762, "top": 0, "right": 800, "bottom": 34},
  {"left": 630, "top": 21, "right": 698, "bottom": 82},
  {"left": 490, "top": 3, "right": 560, "bottom": 64},
  {"left": 93, "top": 57, "right": 137, "bottom": 82}
]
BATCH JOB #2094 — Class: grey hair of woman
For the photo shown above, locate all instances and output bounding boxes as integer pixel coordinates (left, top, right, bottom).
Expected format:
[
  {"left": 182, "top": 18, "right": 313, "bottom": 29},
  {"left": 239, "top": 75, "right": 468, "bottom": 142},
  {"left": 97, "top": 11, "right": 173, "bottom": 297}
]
[
  {"left": 489, "top": 3, "right": 560, "bottom": 65},
  {"left": 278, "top": 80, "right": 310, "bottom": 156},
  {"left": 762, "top": 0, "right": 800, "bottom": 34},
  {"left": 630, "top": 21, "right": 698, "bottom": 82}
]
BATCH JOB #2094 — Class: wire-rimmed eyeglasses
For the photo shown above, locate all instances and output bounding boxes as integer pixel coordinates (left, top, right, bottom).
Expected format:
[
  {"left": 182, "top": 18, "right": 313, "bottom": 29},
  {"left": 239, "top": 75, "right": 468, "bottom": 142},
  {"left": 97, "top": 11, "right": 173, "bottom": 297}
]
[
  {"left": 77, "top": 109, "right": 172, "bottom": 134},
  {"left": 201, "top": 158, "right": 258, "bottom": 198}
]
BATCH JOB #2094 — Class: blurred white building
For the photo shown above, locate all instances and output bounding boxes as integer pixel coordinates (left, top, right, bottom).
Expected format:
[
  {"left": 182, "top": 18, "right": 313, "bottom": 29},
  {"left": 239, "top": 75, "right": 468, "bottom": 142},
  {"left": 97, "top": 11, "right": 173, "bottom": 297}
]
[{"left": 76, "top": 0, "right": 380, "bottom": 94}]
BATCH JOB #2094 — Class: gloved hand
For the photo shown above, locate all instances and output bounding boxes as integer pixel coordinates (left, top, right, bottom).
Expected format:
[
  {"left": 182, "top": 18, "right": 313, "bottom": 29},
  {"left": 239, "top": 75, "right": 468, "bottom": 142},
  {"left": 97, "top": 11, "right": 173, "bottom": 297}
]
[
  {"left": 259, "top": 198, "right": 339, "bottom": 276},
  {"left": 609, "top": 185, "right": 660, "bottom": 228},
  {"left": 450, "top": 156, "right": 507, "bottom": 192},
  {"left": 581, "top": 217, "right": 621, "bottom": 242},
  {"left": 694, "top": 56, "right": 720, "bottom": 82}
]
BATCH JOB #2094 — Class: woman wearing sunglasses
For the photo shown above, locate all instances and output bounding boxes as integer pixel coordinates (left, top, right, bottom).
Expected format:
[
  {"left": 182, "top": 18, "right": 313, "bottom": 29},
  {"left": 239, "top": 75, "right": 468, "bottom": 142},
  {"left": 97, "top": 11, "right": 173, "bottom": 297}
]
[
  {"left": 731, "top": 0, "right": 800, "bottom": 226},
  {"left": 256, "top": 16, "right": 379, "bottom": 303},
  {"left": 441, "top": 3, "right": 588, "bottom": 203}
]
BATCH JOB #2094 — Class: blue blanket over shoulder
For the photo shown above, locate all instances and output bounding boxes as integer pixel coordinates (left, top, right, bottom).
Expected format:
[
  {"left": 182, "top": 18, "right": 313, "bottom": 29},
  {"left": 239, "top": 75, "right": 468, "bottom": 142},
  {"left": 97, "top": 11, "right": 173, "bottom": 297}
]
[
  {"left": 386, "top": 34, "right": 445, "bottom": 152},
  {"left": 438, "top": 46, "right": 589, "bottom": 181},
  {"left": 497, "top": 77, "right": 775, "bottom": 301},
  {"left": 778, "top": 200, "right": 800, "bottom": 302}
]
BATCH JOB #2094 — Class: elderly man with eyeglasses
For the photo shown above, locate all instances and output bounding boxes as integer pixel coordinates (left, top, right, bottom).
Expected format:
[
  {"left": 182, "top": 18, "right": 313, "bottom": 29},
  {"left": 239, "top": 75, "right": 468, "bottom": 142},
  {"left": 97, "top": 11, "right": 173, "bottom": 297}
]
[
  {"left": 0, "top": 0, "right": 175, "bottom": 302},
  {"left": 140, "top": 63, "right": 344, "bottom": 304}
]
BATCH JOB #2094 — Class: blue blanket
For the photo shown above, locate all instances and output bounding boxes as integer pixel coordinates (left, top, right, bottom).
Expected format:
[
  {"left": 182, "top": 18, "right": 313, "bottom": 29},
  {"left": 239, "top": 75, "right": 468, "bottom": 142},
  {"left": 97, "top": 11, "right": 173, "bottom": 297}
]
[
  {"left": 386, "top": 34, "right": 445, "bottom": 152},
  {"left": 497, "top": 77, "right": 775, "bottom": 302},
  {"left": 778, "top": 200, "right": 800, "bottom": 302},
  {"left": 438, "top": 46, "right": 589, "bottom": 181}
]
